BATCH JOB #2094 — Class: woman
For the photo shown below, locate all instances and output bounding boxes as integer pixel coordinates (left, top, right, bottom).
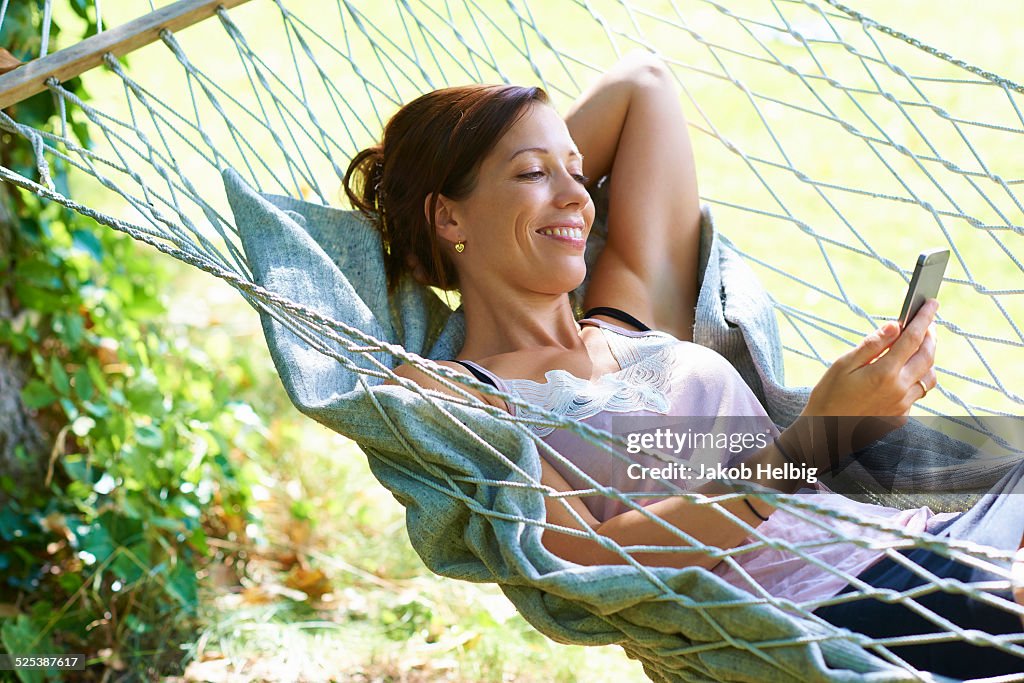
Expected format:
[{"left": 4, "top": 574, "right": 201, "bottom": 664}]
[{"left": 350, "top": 52, "right": 1024, "bottom": 676}]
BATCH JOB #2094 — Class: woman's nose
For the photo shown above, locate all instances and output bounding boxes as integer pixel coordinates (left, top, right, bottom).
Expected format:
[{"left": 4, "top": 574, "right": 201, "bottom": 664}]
[{"left": 556, "top": 169, "right": 589, "bottom": 208}]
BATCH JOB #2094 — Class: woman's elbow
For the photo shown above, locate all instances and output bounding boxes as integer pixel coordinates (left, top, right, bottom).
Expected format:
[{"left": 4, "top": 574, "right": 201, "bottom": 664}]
[{"left": 619, "top": 50, "right": 675, "bottom": 91}]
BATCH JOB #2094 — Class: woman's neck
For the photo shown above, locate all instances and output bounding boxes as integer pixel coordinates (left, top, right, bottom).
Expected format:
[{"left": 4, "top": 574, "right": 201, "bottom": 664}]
[{"left": 455, "top": 284, "right": 583, "bottom": 360}]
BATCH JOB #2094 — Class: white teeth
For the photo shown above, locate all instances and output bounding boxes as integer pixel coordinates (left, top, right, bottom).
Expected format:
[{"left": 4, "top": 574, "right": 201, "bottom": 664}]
[{"left": 540, "top": 227, "right": 583, "bottom": 238}]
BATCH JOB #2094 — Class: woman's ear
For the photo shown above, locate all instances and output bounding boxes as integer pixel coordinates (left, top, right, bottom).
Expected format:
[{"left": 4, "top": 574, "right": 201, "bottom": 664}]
[{"left": 424, "top": 193, "right": 463, "bottom": 245}]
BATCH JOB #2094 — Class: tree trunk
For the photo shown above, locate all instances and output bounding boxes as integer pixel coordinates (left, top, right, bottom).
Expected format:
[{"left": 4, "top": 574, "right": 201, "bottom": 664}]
[
  {"left": 0, "top": 3, "right": 63, "bottom": 497},
  {"left": 0, "top": 180, "right": 49, "bottom": 491}
]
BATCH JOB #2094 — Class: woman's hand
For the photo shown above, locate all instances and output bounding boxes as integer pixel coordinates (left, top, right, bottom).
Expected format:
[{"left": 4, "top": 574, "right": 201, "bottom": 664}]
[
  {"left": 803, "top": 299, "right": 938, "bottom": 417},
  {"left": 405, "top": 253, "right": 430, "bottom": 285}
]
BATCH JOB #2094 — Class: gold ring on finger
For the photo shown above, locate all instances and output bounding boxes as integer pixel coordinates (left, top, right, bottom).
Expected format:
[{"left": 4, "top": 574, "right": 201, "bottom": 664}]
[{"left": 917, "top": 379, "right": 929, "bottom": 398}]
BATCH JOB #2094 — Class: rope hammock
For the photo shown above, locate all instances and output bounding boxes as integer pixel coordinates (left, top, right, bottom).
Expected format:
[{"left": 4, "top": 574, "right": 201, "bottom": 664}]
[{"left": 2, "top": 1, "right": 1023, "bottom": 680}]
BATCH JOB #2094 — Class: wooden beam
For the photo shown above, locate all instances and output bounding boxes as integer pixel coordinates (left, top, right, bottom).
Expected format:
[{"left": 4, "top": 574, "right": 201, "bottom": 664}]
[{"left": 0, "top": 0, "right": 252, "bottom": 111}]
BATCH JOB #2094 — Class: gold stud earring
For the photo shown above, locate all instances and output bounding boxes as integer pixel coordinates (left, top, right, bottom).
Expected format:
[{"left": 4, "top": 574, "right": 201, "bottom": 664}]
[{"left": 454, "top": 240, "right": 465, "bottom": 253}]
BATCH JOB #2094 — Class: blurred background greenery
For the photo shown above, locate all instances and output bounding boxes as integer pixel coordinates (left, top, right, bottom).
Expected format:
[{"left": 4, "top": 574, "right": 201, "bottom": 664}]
[{"left": 1, "top": 1, "right": 1020, "bottom": 680}]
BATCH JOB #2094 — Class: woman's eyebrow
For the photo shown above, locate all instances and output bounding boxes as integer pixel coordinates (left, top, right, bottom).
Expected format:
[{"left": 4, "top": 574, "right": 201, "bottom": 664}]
[{"left": 508, "top": 147, "right": 583, "bottom": 161}]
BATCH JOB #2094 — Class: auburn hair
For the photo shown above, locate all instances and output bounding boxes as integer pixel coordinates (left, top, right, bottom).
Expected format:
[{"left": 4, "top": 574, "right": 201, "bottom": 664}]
[{"left": 343, "top": 84, "right": 549, "bottom": 292}]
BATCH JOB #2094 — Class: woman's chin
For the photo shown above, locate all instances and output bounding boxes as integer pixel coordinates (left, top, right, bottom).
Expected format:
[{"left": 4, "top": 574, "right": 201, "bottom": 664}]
[
  {"left": 551, "top": 272, "right": 587, "bottom": 295},
  {"left": 524, "top": 264, "right": 587, "bottom": 295}
]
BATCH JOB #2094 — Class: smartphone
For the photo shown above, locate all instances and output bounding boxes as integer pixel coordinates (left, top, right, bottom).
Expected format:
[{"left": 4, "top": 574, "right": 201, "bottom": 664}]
[{"left": 898, "top": 248, "right": 949, "bottom": 329}]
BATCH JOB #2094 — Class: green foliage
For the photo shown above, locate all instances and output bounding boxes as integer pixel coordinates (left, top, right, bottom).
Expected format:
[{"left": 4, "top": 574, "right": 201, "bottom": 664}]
[
  {"left": 0, "top": 190, "right": 267, "bottom": 675},
  {"left": 0, "top": 1, "right": 102, "bottom": 61},
  {"left": 0, "top": 2, "right": 262, "bottom": 677}
]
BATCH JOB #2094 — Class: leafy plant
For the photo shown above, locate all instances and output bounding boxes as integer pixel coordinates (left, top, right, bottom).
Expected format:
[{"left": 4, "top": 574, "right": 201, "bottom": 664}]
[{"left": 1, "top": 2, "right": 265, "bottom": 678}]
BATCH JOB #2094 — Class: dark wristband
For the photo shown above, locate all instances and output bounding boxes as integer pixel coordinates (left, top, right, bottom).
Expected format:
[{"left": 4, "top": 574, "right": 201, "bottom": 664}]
[{"left": 744, "top": 498, "right": 771, "bottom": 522}]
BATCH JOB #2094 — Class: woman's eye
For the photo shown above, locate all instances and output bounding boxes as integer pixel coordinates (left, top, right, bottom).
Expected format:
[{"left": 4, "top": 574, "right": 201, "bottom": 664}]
[{"left": 517, "top": 170, "right": 589, "bottom": 184}]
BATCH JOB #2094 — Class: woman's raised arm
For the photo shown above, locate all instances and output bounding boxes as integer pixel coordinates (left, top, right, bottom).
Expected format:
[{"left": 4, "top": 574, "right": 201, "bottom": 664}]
[{"left": 565, "top": 51, "right": 702, "bottom": 341}]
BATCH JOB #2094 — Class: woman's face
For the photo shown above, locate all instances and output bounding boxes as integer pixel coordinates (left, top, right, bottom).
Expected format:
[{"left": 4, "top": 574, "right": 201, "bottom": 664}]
[{"left": 446, "top": 102, "right": 595, "bottom": 296}]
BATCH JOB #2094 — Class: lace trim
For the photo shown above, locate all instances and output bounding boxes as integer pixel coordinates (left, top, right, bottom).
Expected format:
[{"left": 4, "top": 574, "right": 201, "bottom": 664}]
[
  {"left": 595, "top": 324, "right": 675, "bottom": 369},
  {"left": 508, "top": 334, "right": 678, "bottom": 437}
]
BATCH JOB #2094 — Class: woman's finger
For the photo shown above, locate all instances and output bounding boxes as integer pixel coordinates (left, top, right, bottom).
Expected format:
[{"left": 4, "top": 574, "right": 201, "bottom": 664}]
[
  {"left": 406, "top": 253, "right": 429, "bottom": 285},
  {"left": 901, "top": 325, "right": 937, "bottom": 383},
  {"left": 881, "top": 299, "right": 938, "bottom": 369},
  {"left": 904, "top": 369, "right": 937, "bottom": 411},
  {"left": 840, "top": 322, "right": 900, "bottom": 370}
]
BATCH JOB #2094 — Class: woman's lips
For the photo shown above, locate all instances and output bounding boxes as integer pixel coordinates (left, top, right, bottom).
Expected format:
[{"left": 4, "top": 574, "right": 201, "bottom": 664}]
[{"left": 536, "top": 226, "right": 586, "bottom": 248}]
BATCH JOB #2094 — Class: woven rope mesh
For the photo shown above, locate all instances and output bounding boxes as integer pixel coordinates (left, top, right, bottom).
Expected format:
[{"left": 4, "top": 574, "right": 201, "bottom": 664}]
[{"left": 2, "top": 1, "right": 1022, "bottom": 680}]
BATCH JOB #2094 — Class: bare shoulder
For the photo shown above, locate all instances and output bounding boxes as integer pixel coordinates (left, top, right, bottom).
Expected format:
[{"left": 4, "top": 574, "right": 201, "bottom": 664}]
[{"left": 385, "top": 360, "right": 509, "bottom": 413}]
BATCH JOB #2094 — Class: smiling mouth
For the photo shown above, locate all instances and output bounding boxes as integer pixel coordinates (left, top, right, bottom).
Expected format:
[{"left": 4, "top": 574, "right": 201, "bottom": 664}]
[{"left": 536, "top": 227, "right": 584, "bottom": 239}]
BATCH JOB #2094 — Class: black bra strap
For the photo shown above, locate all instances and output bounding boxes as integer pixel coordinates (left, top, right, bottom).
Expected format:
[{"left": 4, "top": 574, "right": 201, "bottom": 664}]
[
  {"left": 452, "top": 360, "right": 498, "bottom": 389},
  {"left": 582, "top": 306, "right": 651, "bottom": 332}
]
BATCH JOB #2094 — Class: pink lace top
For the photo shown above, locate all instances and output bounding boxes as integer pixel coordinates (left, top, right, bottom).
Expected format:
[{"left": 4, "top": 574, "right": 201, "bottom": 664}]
[{"left": 457, "top": 317, "right": 956, "bottom": 606}]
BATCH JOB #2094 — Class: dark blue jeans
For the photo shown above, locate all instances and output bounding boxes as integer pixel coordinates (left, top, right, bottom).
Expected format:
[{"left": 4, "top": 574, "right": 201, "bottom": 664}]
[
  {"left": 815, "top": 454, "right": 1024, "bottom": 679},
  {"left": 814, "top": 526, "right": 1023, "bottom": 677}
]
